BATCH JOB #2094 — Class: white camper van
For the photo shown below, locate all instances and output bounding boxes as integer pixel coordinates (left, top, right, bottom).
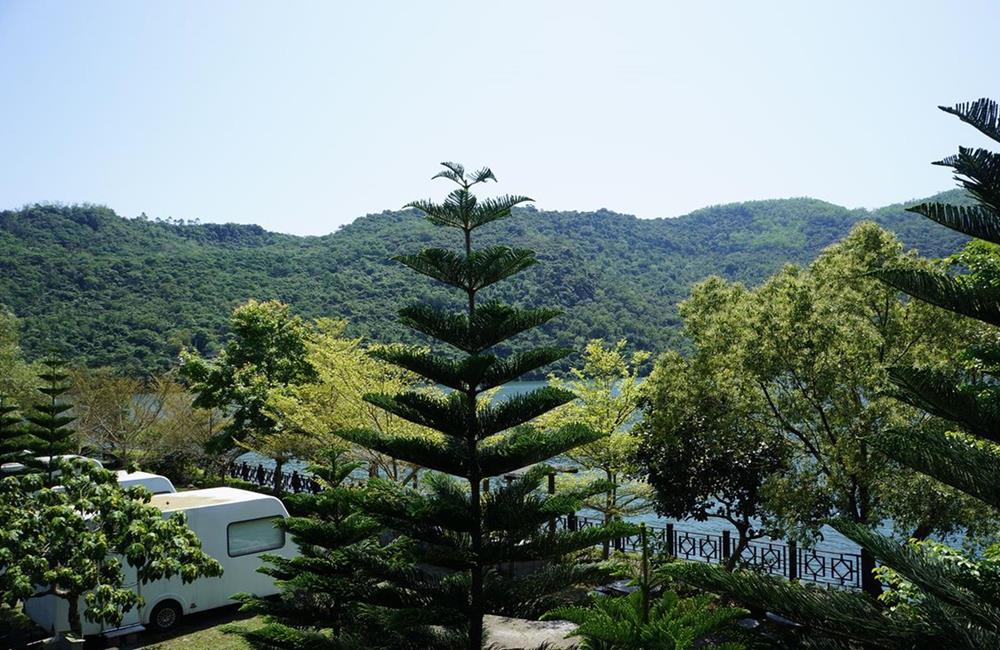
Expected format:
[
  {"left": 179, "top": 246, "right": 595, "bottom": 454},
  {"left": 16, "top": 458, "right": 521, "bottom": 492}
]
[
  {"left": 25, "top": 487, "right": 297, "bottom": 637},
  {"left": 115, "top": 469, "right": 176, "bottom": 495}
]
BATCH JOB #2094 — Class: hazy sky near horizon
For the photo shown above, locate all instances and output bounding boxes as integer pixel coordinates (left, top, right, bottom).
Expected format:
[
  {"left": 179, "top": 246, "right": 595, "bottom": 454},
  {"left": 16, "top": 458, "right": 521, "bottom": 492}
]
[{"left": 1, "top": 1, "right": 997, "bottom": 235}]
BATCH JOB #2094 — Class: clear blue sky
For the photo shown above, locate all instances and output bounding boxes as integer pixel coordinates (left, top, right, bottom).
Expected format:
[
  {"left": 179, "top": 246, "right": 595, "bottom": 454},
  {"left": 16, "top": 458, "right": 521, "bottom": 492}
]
[{"left": 1, "top": 1, "right": 997, "bottom": 235}]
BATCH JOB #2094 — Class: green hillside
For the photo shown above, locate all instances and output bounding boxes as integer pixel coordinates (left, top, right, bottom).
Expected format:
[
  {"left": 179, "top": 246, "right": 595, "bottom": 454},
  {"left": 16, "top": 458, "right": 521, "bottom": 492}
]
[{"left": 0, "top": 191, "right": 969, "bottom": 374}]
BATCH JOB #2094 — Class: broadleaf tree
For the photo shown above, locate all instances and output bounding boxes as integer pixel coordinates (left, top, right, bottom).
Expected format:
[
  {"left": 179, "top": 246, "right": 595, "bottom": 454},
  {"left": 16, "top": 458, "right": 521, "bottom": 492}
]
[
  {"left": 541, "top": 338, "right": 653, "bottom": 558},
  {"left": 637, "top": 350, "right": 789, "bottom": 568},
  {"left": 337, "top": 163, "right": 631, "bottom": 649},
  {"left": 267, "top": 317, "right": 436, "bottom": 483},
  {"left": 668, "top": 223, "right": 992, "bottom": 593},
  {"left": 181, "top": 299, "right": 317, "bottom": 490},
  {"left": 2, "top": 459, "right": 222, "bottom": 641},
  {"left": 668, "top": 99, "right": 1000, "bottom": 649}
]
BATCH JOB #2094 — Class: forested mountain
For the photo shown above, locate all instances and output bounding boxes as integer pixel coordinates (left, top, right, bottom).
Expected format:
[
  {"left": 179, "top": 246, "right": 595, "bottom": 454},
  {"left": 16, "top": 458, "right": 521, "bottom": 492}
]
[{"left": 0, "top": 191, "right": 969, "bottom": 374}]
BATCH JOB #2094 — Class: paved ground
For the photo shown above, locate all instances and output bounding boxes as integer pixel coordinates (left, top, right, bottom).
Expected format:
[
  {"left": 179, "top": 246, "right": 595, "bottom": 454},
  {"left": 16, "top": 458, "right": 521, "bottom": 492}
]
[
  {"left": 90, "top": 607, "right": 578, "bottom": 649},
  {"left": 484, "top": 615, "right": 579, "bottom": 649}
]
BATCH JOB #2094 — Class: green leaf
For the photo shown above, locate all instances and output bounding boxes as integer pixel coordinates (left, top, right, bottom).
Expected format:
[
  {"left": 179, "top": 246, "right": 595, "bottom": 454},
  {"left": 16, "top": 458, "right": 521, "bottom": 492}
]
[
  {"left": 335, "top": 427, "right": 467, "bottom": 476},
  {"left": 907, "top": 203, "right": 1000, "bottom": 244},
  {"left": 477, "top": 386, "right": 577, "bottom": 439},
  {"left": 832, "top": 519, "right": 1000, "bottom": 632},
  {"left": 874, "top": 427, "right": 1000, "bottom": 510},
  {"left": 478, "top": 348, "right": 573, "bottom": 390},
  {"left": 887, "top": 367, "right": 1000, "bottom": 441},
  {"left": 398, "top": 302, "right": 563, "bottom": 353},
  {"left": 941, "top": 99, "right": 1000, "bottom": 144},
  {"left": 873, "top": 268, "right": 1000, "bottom": 326},
  {"left": 470, "top": 194, "right": 533, "bottom": 229},
  {"left": 394, "top": 246, "right": 538, "bottom": 293},
  {"left": 479, "top": 423, "right": 604, "bottom": 477},
  {"left": 363, "top": 391, "right": 469, "bottom": 439}
]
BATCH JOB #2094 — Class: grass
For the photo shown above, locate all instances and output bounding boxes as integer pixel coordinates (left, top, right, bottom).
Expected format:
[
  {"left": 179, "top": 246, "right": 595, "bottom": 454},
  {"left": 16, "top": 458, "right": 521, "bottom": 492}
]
[{"left": 128, "top": 611, "right": 263, "bottom": 650}]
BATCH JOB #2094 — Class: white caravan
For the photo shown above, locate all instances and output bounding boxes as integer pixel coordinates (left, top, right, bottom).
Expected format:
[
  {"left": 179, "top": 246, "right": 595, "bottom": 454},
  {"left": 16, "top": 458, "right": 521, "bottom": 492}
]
[
  {"left": 115, "top": 470, "right": 176, "bottom": 495},
  {"left": 25, "top": 486, "right": 297, "bottom": 637},
  {"left": 1, "top": 461, "right": 176, "bottom": 496}
]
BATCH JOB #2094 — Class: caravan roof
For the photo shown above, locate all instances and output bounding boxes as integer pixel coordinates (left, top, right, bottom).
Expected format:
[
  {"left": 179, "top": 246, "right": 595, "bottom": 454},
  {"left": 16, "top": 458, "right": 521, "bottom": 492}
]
[
  {"left": 150, "top": 487, "right": 281, "bottom": 513},
  {"left": 116, "top": 470, "right": 176, "bottom": 494}
]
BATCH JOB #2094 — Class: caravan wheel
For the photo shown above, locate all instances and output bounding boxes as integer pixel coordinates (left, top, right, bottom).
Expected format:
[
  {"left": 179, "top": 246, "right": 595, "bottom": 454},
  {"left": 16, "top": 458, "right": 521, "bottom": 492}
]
[{"left": 149, "top": 600, "right": 182, "bottom": 631}]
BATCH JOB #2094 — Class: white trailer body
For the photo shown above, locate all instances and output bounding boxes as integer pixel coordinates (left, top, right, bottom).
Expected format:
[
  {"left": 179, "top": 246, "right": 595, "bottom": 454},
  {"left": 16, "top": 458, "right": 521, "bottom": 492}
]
[
  {"left": 25, "top": 487, "right": 296, "bottom": 636},
  {"left": 115, "top": 470, "right": 176, "bottom": 494}
]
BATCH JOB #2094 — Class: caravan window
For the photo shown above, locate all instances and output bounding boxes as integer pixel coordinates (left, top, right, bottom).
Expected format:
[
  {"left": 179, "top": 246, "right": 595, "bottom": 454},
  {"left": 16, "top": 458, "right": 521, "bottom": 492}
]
[{"left": 227, "top": 517, "right": 285, "bottom": 557}]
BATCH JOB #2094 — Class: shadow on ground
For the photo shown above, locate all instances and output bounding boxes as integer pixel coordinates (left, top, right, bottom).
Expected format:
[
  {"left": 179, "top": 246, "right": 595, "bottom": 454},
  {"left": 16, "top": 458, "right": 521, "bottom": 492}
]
[{"left": 89, "top": 605, "right": 255, "bottom": 650}]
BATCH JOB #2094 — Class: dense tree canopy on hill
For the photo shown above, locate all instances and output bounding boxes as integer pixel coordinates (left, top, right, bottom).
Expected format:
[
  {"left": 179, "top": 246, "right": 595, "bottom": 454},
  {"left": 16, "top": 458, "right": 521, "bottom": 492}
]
[{"left": 0, "top": 192, "right": 969, "bottom": 374}]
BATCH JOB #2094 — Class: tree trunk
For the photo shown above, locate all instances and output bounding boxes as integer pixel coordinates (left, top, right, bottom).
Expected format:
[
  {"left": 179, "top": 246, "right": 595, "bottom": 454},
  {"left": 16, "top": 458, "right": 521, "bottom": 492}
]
[
  {"left": 728, "top": 523, "right": 750, "bottom": 571},
  {"left": 602, "top": 468, "right": 613, "bottom": 560},
  {"left": 855, "top": 483, "right": 883, "bottom": 596},
  {"left": 467, "top": 406, "right": 483, "bottom": 649},
  {"left": 910, "top": 521, "right": 934, "bottom": 541},
  {"left": 67, "top": 592, "right": 82, "bottom": 639}
]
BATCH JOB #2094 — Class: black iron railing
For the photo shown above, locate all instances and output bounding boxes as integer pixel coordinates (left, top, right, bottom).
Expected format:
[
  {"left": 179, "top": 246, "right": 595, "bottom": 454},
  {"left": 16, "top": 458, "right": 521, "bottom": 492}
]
[
  {"left": 561, "top": 513, "right": 861, "bottom": 589},
  {"left": 226, "top": 461, "right": 323, "bottom": 494}
]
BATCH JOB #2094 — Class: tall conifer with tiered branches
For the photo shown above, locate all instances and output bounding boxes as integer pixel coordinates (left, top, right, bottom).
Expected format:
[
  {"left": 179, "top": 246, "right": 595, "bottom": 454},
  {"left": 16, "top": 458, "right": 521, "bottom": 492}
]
[
  {"left": 24, "top": 361, "right": 76, "bottom": 484},
  {"left": 669, "top": 100, "right": 1000, "bottom": 649},
  {"left": 338, "top": 163, "right": 630, "bottom": 649},
  {"left": 0, "top": 394, "right": 36, "bottom": 465}
]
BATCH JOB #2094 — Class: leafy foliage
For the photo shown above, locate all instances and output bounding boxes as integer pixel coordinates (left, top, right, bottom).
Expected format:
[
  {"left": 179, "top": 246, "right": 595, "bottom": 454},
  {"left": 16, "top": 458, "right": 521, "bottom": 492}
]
[
  {"left": 1, "top": 459, "right": 221, "bottom": 638},
  {"left": 267, "top": 318, "right": 437, "bottom": 483},
  {"left": 0, "top": 194, "right": 969, "bottom": 375},
  {"left": 546, "top": 525, "right": 747, "bottom": 650},
  {"left": 637, "top": 351, "right": 788, "bottom": 565},
  {"left": 24, "top": 360, "right": 77, "bottom": 484},
  {"left": 180, "top": 299, "right": 317, "bottom": 456},
  {"left": 667, "top": 98, "right": 1000, "bottom": 649},
  {"left": 229, "top": 449, "right": 456, "bottom": 649},
  {"left": 540, "top": 339, "right": 653, "bottom": 557},
  {"left": 545, "top": 590, "right": 746, "bottom": 650},
  {"left": 670, "top": 224, "right": 989, "bottom": 558}
]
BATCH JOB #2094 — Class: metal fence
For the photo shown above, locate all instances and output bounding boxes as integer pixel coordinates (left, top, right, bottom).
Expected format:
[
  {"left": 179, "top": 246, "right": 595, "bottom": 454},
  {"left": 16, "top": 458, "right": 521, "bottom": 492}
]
[
  {"left": 226, "top": 461, "right": 863, "bottom": 590},
  {"left": 562, "top": 513, "right": 862, "bottom": 589},
  {"left": 226, "top": 461, "right": 323, "bottom": 494}
]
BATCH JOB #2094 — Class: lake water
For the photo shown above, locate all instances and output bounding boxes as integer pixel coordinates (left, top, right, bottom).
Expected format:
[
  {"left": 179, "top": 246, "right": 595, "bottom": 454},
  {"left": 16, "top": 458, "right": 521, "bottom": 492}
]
[{"left": 239, "top": 380, "right": 885, "bottom": 556}]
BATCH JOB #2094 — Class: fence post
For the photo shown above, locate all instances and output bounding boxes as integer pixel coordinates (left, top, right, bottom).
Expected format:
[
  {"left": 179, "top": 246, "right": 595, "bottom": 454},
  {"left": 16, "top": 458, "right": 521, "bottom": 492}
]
[
  {"left": 666, "top": 523, "right": 675, "bottom": 557},
  {"left": 722, "top": 530, "right": 731, "bottom": 566},
  {"left": 255, "top": 464, "right": 265, "bottom": 486},
  {"left": 290, "top": 471, "right": 301, "bottom": 493},
  {"left": 568, "top": 512, "right": 578, "bottom": 532},
  {"left": 788, "top": 540, "right": 798, "bottom": 580},
  {"left": 482, "top": 478, "right": 490, "bottom": 493}
]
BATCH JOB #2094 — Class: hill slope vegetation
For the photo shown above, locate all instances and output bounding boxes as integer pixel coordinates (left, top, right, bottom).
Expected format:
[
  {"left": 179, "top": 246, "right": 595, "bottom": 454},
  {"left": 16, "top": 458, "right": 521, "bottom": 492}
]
[{"left": 0, "top": 192, "right": 968, "bottom": 373}]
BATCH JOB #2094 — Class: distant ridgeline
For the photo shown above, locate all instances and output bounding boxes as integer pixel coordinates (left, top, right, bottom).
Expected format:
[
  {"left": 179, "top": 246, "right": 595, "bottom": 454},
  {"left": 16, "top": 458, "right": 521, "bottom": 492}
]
[{"left": 0, "top": 191, "right": 969, "bottom": 374}]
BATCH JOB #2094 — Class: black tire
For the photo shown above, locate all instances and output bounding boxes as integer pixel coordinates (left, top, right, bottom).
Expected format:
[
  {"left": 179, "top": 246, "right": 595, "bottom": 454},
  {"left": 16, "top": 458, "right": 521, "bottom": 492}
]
[{"left": 149, "top": 600, "right": 182, "bottom": 632}]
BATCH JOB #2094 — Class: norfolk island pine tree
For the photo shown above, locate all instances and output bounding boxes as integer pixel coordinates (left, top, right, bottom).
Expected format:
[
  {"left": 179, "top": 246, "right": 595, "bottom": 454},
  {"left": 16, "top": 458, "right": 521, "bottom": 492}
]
[{"left": 336, "top": 163, "right": 634, "bottom": 649}]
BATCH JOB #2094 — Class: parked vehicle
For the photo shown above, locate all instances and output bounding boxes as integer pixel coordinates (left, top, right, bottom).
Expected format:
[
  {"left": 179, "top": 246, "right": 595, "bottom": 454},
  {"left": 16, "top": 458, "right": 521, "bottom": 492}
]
[
  {"left": 24, "top": 486, "right": 297, "bottom": 637},
  {"left": 0, "top": 454, "right": 104, "bottom": 475},
  {"left": 115, "top": 469, "right": 176, "bottom": 494},
  {"left": 1, "top": 459, "right": 175, "bottom": 496}
]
